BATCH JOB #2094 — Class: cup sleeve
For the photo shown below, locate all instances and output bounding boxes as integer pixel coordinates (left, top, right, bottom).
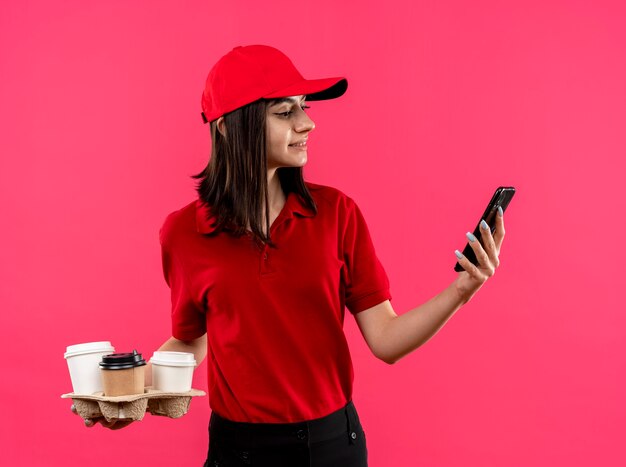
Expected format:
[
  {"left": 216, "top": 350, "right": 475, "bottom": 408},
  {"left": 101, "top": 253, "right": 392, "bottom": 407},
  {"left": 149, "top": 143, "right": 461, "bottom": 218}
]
[
  {"left": 341, "top": 197, "right": 392, "bottom": 314},
  {"left": 160, "top": 229, "right": 207, "bottom": 341}
]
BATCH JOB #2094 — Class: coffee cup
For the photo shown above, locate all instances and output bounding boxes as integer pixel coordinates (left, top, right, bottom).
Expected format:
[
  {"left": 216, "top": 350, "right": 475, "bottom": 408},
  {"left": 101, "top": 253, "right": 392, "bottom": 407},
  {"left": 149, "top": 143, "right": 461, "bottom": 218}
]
[
  {"left": 150, "top": 351, "right": 196, "bottom": 393},
  {"left": 64, "top": 341, "right": 115, "bottom": 394},
  {"left": 99, "top": 350, "right": 147, "bottom": 396}
]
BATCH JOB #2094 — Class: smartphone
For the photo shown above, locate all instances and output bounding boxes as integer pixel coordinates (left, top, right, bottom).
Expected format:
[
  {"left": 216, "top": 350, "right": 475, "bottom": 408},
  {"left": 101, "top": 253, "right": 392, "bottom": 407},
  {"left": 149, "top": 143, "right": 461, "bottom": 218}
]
[{"left": 454, "top": 186, "right": 516, "bottom": 272}]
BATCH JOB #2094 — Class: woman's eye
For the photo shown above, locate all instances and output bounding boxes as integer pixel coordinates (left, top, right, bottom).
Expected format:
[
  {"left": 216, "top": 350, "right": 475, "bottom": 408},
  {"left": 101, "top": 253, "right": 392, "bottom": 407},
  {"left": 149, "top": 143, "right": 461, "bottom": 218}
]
[{"left": 277, "top": 105, "right": 310, "bottom": 117}]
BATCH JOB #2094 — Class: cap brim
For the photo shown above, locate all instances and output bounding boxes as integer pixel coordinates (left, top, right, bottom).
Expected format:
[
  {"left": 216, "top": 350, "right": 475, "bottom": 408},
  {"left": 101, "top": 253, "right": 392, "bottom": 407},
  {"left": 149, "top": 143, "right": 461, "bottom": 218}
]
[{"left": 264, "top": 77, "right": 348, "bottom": 101}]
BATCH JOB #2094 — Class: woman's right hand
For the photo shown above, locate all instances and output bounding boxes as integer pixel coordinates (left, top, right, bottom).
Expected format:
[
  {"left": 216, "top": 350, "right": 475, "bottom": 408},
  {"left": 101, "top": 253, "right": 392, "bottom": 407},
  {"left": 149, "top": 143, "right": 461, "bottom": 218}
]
[{"left": 71, "top": 404, "right": 134, "bottom": 430}]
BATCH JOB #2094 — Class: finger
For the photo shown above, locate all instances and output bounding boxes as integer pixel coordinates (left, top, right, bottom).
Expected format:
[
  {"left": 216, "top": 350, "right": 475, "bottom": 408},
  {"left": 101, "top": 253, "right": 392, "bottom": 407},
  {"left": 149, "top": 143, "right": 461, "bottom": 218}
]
[
  {"left": 478, "top": 220, "right": 499, "bottom": 268},
  {"left": 466, "top": 232, "right": 494, "bottom": 274},
  {"left": 99, "top": 418, "right": 117, "bottom": 429},
  {"left": 455, "top": 250, "right": 486, "bottom": 281},
  {"left": 109, "top": 420, "right": 134, "bottom": 431},
  {"left": 493, "top": 207, "right": 505, "bottom": 252},
  {"left": 98, "top": 418, "right": 134, "bottom": 430}
]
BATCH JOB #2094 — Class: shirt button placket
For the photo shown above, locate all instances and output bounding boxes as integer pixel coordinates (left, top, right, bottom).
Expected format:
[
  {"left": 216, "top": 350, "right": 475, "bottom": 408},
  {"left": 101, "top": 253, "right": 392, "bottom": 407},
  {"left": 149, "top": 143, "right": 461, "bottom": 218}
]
[{"left": 260, "top": 245, "right": 270, "bottom": 275}]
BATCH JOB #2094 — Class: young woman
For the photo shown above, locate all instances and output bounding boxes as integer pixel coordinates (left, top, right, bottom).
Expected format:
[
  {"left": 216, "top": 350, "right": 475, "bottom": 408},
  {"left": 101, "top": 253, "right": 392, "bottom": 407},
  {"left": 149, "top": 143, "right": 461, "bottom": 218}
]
[{"left": 77, "top": 44, "right": 506, "bottom": 467}]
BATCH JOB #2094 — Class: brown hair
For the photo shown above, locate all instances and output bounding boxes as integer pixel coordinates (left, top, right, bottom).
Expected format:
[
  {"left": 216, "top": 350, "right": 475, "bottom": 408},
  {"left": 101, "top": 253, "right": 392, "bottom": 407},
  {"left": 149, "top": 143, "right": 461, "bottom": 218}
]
[{"left": 192, "top": 98, "right": 317, "bottom": 248}]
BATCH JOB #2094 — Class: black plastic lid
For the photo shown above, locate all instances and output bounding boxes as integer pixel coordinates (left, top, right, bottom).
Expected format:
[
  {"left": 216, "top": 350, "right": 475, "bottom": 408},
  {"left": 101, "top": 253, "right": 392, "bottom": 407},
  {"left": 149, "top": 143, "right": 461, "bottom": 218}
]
[{"left": 99, "top": 349, "right": 147, "bottom": 370}]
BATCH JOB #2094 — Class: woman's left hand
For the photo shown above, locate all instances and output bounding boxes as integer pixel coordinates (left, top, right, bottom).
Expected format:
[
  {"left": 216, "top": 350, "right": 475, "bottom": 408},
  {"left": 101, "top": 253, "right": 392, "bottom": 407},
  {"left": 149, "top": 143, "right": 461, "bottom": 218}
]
[{"left": 453, "top": 209, "right": 505, "bottom": 303}]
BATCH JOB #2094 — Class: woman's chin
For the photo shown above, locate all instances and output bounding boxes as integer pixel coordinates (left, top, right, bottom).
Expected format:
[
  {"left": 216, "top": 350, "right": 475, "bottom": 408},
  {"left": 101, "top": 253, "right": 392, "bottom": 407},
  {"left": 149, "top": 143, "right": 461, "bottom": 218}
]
[
  {"left": 268, "top": 154, "right": 307, "bottom": 170},
  {"left": 284, "top": 156, "right": 307, "bottom": 167}
]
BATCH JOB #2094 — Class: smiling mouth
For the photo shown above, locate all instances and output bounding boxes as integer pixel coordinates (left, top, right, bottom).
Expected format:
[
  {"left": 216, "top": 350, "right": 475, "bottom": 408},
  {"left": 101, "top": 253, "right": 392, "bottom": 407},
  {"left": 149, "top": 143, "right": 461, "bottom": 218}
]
[{"left": 289, "top": 141, "right": 307, "bottom": 148}]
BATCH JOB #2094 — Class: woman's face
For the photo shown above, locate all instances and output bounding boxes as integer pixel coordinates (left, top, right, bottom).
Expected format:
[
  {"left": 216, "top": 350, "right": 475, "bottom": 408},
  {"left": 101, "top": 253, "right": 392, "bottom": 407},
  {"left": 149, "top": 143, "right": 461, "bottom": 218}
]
[{"left": 265, "top": 95, "right": 315, "bottom": 170}]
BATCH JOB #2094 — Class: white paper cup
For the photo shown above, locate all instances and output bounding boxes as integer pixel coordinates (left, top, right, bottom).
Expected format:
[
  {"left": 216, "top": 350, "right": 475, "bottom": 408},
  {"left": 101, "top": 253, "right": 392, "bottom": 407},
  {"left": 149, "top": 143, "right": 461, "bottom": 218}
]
[
  {"left": 150, "top": 351, "right": 196, "bottom": 393},
  {"left": 64, "top": 341, "right": 115, "bottom": 394}
]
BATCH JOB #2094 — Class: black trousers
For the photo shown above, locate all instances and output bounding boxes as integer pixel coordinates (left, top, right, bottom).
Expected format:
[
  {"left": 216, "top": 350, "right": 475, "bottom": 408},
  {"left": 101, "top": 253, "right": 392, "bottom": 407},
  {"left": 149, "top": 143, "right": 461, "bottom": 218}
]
[{"left": 203, "top": 400, "right": 368, "bottom": 467}]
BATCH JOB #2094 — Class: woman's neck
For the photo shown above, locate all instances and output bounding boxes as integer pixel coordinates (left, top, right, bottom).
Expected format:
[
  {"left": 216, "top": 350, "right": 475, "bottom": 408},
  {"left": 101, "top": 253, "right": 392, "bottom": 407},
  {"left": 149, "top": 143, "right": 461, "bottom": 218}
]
[{"left": 267, "top": 169, "right": 286, "bottom": 213}]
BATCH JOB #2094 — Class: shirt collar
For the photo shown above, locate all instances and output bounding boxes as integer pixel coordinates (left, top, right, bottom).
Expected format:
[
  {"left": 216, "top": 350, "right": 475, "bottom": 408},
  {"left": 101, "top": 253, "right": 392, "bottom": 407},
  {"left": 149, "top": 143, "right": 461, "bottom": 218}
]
[{"left": 196, "top": 191, "right": 316, "bottom": 234}]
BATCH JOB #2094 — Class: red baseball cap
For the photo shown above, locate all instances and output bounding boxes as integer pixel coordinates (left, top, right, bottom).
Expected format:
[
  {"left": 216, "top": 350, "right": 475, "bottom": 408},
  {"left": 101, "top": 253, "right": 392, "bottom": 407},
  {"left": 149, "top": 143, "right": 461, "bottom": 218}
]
[{"left": 200, "top": 44, "right": 348, "bottom": 124}]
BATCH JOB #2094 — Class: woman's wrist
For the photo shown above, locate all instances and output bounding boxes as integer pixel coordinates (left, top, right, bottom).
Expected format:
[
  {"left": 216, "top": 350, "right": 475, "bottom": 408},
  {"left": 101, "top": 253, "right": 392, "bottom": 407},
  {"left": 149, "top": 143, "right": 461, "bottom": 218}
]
[{"left": 451, "top": 275, "right": 478, "bottom": 305}]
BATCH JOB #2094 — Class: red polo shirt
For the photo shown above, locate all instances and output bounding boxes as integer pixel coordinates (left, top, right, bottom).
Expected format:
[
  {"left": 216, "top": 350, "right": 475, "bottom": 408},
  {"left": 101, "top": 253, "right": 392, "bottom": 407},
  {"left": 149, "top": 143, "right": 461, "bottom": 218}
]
[{"left": 159, "top": 182, "right": 391, "bottom": 423}]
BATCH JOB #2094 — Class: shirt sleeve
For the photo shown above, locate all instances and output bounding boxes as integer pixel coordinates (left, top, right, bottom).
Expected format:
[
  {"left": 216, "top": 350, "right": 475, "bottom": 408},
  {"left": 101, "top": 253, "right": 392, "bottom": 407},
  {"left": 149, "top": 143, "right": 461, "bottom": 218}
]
[
  {"left": 159, "top": 220, "right": 207, "bottom": 341},
  {"left": 341, "top": 196, "right": 392, "bottom": 314}
]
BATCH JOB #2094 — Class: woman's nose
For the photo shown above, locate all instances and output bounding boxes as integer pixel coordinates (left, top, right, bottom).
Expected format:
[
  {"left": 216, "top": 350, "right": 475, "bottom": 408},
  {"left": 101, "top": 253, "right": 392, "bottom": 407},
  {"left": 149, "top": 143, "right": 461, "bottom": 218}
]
[{"left": 295, "top": 111, "right": 315, "bottom": 133}]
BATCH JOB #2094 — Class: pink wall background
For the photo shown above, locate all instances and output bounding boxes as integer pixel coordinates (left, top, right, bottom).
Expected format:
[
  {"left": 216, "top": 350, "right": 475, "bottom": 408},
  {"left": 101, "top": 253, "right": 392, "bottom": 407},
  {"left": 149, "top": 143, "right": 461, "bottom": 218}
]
[{"left": 1, "top": 0, "right": 624, "bottom": 465}]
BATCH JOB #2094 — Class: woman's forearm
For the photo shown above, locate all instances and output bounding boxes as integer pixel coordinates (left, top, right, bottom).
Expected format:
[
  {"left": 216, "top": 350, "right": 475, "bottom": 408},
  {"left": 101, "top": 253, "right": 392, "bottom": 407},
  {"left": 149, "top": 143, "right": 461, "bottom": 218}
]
[
  {"left": 375, "top": 208, "right": 505, "bottom": 365},
  {"left": 379, "top": 281, "right": 467, "bottom": 364}
]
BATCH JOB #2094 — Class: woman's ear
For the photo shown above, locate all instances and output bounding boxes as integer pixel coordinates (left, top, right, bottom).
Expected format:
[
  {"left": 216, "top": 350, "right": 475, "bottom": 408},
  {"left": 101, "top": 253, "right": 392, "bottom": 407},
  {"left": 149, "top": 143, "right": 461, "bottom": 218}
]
[{"left": 216, "top": 117, "right": 227, "bottom": 137}]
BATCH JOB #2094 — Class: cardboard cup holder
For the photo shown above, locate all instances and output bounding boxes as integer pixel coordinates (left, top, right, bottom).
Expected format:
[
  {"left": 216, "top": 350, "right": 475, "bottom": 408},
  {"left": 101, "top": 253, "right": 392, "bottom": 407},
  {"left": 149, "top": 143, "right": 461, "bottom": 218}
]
[{"left": 61, "top": 387, "right": 206, "bottom": 422}]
